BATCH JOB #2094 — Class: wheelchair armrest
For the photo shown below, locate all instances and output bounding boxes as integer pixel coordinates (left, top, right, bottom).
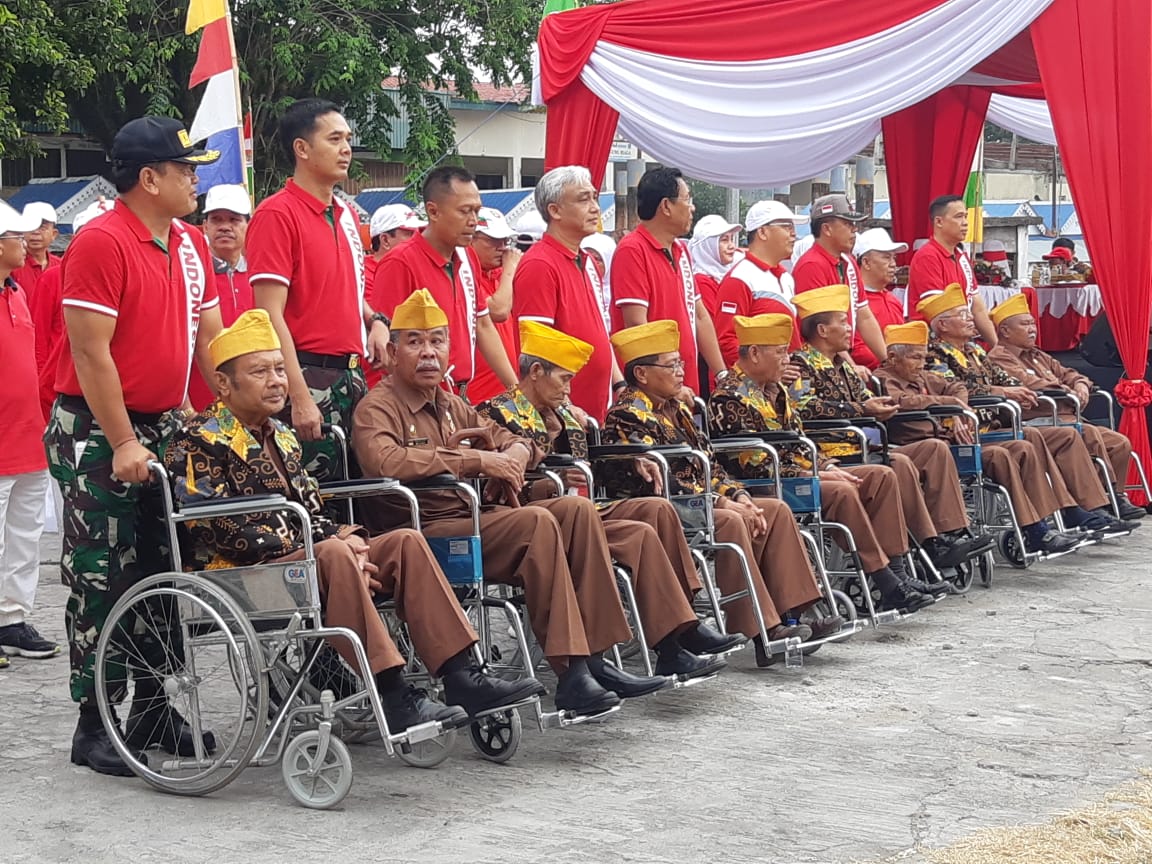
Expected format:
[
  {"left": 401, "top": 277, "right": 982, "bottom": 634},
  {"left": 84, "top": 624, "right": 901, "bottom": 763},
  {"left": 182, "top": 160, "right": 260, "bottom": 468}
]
[
  {"left": 968, "top": 396, "right": 1007, "bottom": 407},
  {"left": 406, "top": 473, "right": 465, "bottom": 490},
  {"left": 542, "top": 453, "right": 577, "bottom": 468},
  {"left": 718, "top": 430, "right": 801, "bottom": 444},
  {"left": 800, "top": 419, "right": 853, "bottom": 430},
  {"left": 175, "top": 494, "right": 288, "bottom": 518},
  {"left": 888, "top": 411, "right": 933, "bottom": 423},
  {"left": 924, "top": 404, "right": 969, "bottom": 417},
  {"left": 588, "top": 444, "right": 651, "bottom": 458},
  {"left": 711, "top": 436, "right": 770, "bottom": 449},
  {"left": 1038, "top": 388, "right": 1072, "bottom": 399},
  {"left": 319, "top": 477, "right": 401, "bottom": 493}
]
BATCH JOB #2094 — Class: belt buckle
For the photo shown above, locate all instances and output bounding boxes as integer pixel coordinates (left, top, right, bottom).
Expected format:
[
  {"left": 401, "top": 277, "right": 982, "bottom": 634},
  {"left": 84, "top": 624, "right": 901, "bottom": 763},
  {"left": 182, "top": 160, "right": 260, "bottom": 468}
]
[{"left": 349, "top": 355, "right": 360, "bottom": 370}]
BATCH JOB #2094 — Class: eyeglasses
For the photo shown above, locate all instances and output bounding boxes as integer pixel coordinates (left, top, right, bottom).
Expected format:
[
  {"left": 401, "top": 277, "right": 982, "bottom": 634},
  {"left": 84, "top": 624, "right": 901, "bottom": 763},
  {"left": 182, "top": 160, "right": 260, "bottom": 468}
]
[
  {"left": 670, "top": 196, "right": 694, "bottom": 206},
  {"left": 939, "top": 310, "right": 974, "bottom": 321},
  {"left": 0, "top": 234, "right": 26, "bottom": 243},
  {"left": 640, "top": 359, "right": 686, "bottom": 371}
]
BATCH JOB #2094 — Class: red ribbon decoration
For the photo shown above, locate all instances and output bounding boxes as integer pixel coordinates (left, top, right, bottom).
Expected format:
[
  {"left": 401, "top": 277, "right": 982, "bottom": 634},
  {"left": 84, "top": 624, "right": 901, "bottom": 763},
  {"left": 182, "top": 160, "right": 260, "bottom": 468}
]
[{"left": 1115, "top": 378, "right": 1152, "bottom": 409}]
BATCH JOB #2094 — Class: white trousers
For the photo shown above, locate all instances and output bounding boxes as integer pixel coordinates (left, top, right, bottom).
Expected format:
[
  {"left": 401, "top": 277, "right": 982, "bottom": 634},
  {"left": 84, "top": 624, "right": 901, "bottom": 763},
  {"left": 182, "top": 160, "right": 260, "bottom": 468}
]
[{"left": 0, "top": 470, "right": 49, "bottom": 626}]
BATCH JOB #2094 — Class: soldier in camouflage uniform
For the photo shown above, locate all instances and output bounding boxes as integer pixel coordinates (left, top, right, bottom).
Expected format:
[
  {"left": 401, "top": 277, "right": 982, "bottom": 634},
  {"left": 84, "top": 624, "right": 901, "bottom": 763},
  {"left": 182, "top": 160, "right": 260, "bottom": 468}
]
[{"left": 44, "top": 117, "right": 224, "bottom": 776}]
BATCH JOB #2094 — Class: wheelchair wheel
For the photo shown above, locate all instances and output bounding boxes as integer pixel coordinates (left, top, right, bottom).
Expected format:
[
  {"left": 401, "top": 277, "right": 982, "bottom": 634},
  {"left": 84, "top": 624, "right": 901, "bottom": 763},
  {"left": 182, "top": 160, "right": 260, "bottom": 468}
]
[
  {"left": 95, "top": 573, "right": 268, "bottom": 797},
  {"left": 947, "top": 562, "right": 974, "bottom": 595},
  {"left": 844, "top": 575, "right": 880, "bottom": 618},
  {"left": 998, "top": 531, "right": 1028, "bottom": 569},
  {"left": 396, "top": 727, "right": 456, "bottom": 768},
  {"left": 470, "top": 709, "right": 522, "bottom": 764},
  {"left": 978, "top": 550, "right": 995, "bottom": 587},
  {"left": 282, "top": 729, "right": 353, "bottom": 809}
]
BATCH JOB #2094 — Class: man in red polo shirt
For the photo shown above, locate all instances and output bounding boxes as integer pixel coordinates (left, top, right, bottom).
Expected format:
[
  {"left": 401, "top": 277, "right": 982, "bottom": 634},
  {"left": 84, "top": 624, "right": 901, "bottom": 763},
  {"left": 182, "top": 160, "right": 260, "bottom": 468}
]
[
  {"left": 792, "top": 193, "right": 887, "bottom": 367},
  {"left": 248, "top": 99, "right": 391, "bottom": 479},
  {"left": 851, "top": 228, "right": 909, "bottom": 369},
  {"left": 714, "top": 199, "right": 808, "bottom": 367},
  {"left": 366, "top": 203, "right": 425, "bottom": 298},
  {"left": 611, "top": 167, "right": 726, "bottom": 397},
  {"left": 905, "top": 193, "right": 996, "bottom": 346},
  {"left": 0, "top": 199, "right": 59, "bottom": 671},
  {"left": 11, "top": 201, "right": 60, "bottom": 303},
  {"left": 43, "top": 116, "right": 223, "bottom": 776},
  {"left": 371, "top": 165, "right": 516, "bottom": 401},
  {"left": 513, "top": 165, "right": 620, "bottom": 421},
  {"left": 467, "top": 206, "right": 521, "bottom": 403}
]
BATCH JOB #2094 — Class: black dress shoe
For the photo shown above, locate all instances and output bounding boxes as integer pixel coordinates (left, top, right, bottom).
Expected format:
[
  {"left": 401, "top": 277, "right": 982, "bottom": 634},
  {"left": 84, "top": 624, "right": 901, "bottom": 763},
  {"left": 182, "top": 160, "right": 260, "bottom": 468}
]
[
  {"left": 382, "top": 685, "right": 469, "bottom": 731},
  {"left": 588, "top": 657, "right": 672, "bottom": 698},
  {"left": 906, "top": 577, "right": 951, "bottom": 598},
  {"left": 1026, "top": 530, "right": 1080, "bottom": 555},
  {"left": 1115, "top": 493, "right": 1146, "bottom": 521},
  {"left": 679, "top": 622, "right": 746, "bottom": 656},
  {"left": 71, "top": 713, "right": 145, "bottom": 777},
  {"left": 803, "top": 616, "right": 846, "bottom": 640},
  {"left": 654, "top": 646, "right": 726, "bottom": 679},
  {"left": 125, "top": 700, "right": 216, "bottom": 757},
  {"left": 442, "top": 666, "right": 546, "bottom": 717},
  {"left": 554, "top": 665, "right": 622, "bottom": 714},
  {"left": 927, "top": 533, "right": 993, "bottom": 568},
  {"left": 880, "top": 582, "right": 933, "bottom": 614}
]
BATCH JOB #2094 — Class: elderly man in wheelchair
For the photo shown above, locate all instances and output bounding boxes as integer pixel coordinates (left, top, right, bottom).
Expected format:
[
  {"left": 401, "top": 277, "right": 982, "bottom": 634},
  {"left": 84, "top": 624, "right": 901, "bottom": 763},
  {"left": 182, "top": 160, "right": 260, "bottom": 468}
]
[{"left": 161, "top": 310, "right": 544, "bottom": 738}]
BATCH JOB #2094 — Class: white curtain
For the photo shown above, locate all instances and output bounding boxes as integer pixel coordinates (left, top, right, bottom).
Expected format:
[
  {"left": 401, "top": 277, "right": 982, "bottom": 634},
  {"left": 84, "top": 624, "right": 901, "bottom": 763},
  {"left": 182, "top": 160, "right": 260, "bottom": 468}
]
[
  {"left": 577, "top": 0, "right": 1054, "bottom": 186},
  {"left": 986, "top": 94, "right": 1057, "bottom": 145}
]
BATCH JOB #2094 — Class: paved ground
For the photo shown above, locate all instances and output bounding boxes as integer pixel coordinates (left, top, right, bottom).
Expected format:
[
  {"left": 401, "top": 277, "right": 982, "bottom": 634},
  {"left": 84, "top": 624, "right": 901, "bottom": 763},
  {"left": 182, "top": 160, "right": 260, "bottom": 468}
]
[{"left": 4, "top": 528, "right": 1151, "bottom": 864}]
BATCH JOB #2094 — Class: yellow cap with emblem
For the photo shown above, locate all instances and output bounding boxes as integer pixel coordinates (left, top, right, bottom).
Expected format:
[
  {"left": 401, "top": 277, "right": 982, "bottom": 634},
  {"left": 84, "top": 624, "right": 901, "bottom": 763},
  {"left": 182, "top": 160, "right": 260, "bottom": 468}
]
[
  {"left": 989, "top": 292, "right": 1031, "bottom": 328},
  {"left": 209, "top": 308, "right": 281, "bottom": 369},
  {"left": 791, "top": 284, "right": 852, "bottom": 320},
  {"left": 519, "top": 320, "right": 594, "bottom": 374},
  {"left": 610, "top": 320, "right": 680, "bottom": 365},
  {"left": 391, "top": 288, "right": 450, "bottom": 330},
  {"left": 734, "top": 313, "right": 794, "bottom": 347},
  {"left": 884, "top": 321, "right": 930, "bottom": 346},
  {"left": 916, "top": 283, "right": 967, "bottom": 322}
]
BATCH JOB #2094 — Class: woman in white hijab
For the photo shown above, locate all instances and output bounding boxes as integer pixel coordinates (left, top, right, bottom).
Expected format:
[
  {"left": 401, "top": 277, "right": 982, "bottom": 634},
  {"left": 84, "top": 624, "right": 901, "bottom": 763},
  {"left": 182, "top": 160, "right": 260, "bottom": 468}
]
[
  {"left": 580, "top": 231, "right": 617, "bottom": 291},
  {"left": 688, "top": 214, "right": 742, "bottom": 316}
]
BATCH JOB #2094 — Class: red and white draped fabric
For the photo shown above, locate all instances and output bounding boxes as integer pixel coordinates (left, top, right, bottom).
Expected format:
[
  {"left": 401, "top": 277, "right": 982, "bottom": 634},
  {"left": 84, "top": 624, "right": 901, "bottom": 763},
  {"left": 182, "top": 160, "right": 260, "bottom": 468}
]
[
  {"left": 987, "top": 95, "right": 1056, "bottom": 146},
  {"left": 536, "top": 0, "right": 1054, "bottom": 188}
]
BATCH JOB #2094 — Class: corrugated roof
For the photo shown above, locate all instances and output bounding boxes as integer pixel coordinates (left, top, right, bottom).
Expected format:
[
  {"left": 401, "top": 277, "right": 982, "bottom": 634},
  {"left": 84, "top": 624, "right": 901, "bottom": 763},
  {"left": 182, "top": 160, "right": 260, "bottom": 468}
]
[
  {"left": 480, "top": 189, "right": 532, "bottom": 215},
  {"left": 6, "top": 178, "right": 96, "bottom": 210},
  {"left": 356, "top": 188, "right": 412, "bottom": 214}
]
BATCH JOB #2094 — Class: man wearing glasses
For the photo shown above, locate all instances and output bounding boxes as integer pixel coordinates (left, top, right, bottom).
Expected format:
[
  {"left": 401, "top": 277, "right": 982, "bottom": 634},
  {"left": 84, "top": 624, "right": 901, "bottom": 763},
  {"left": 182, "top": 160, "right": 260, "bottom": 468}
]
[
  {"left": 610, "top": 167, "right": 728, "bottom": 398},
  {"left": 713, "top": 199, "right": 808, "bottom": 367},
  {"left": 44, "top": 116, "right": 224, "bottom": 776},
  {"left": 11, "top": 201, "right": 59, "bottom": 302}
]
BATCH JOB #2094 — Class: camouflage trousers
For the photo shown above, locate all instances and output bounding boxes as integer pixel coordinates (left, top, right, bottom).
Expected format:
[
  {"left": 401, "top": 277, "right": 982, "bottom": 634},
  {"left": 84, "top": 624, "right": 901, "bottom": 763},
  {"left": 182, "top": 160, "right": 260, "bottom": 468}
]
[
  {"left": 278, "top": 364, "right": 367, "bottom": 483},
  {"left": 43, "top": 398, "right": 180, "bottom": 705}
]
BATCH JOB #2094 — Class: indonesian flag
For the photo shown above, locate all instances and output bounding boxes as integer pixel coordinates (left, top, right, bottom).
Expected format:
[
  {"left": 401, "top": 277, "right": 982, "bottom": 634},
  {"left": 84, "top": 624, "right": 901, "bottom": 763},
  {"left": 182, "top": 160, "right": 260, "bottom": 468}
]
[
  {"left": 964, "top": 135, "right": 985, "bottom": 245},
  {"left": 187, "top": 0, "right": 245, "bottom": 192}
]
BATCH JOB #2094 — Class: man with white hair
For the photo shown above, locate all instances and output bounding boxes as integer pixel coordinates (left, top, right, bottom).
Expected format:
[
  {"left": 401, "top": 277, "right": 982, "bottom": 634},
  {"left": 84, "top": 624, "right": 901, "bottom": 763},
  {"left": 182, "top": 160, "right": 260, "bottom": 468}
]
[
  {"left": 713, "top": 199, "right": 808, "bottom": 367},
  {"left": 468, "top": 206, "right": 521, "bottom": 403},
  {"left": 512, "top": 165, "right": 622, "bottom": 421},
  {"left": 851, "top": 227, "right": 909, "bottom": 369},
  {"left": 12, "top": 201, "right": 60, "bottom": 303},
  {"left": 365, "top": 203, "right": 425, "bottom": 295}
]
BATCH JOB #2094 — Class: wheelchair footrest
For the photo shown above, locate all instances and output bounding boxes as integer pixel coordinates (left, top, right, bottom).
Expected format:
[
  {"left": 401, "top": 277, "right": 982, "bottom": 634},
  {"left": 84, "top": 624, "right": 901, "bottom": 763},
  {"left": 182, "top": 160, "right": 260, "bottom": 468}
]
[
  {"left": 393, "top": 719, "right": 451, "bottom": 747},
  {"left": 670, "top": 672, "right": 718, "bottom": 689},
  {"left": 541, "top": 704, "right": 621, "bottom": 730},
  {"left": 471, "top": 695, "right": 540, "bottom": 720},
  {"left": 871, "top": 609, "right": 903, "bottom": 626}
]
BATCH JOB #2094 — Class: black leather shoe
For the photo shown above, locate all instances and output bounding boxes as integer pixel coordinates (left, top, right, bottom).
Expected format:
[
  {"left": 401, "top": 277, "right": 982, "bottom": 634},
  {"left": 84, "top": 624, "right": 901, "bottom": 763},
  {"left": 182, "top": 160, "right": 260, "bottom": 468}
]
[
  {"left": 1026, "top": 530, "right": 1081, "bottom": 555},
  {"left": 71, "top": 713, "right": 145, "bottom": 777},
  {"left": 906, "top": 577, "right": 951, "bottom": 598},
  {"left": 588, "top": 657, "right": 672, "bottom": 698},
  {"left": 679, "top": 622, "right": 746, "bottom": 656},
  {"left": 442, "top": 666, "right": 546, "bottom": 717},
  {"left": 382, "top": 685, "right": 469, "bottom": 731},
  {"left": 654, "top": 646, "right": 726, "bottom": 680},
  {"left": 1115, "top": 493, "right": 1146, "bottom": 521},
  {"left": 880, "top": 582, "right": 933, "bottom": 614},
  {"left": 803, "top": 616, "right": 846, "bottom": 640},
  {"left": 555, "top": 665, "right": 621, "bottom": 714},
  {"left": 929, "top": 533, "right": 994, "bottom": 567},
  {"left": 125, "top": 699, "right": 216, "bottom": 757}
]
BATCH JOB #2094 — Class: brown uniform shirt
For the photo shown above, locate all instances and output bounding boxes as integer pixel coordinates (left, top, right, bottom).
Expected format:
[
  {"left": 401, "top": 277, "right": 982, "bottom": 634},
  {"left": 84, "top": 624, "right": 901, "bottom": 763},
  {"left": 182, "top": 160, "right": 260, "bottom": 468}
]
[
  {"left": 987, "top": 343, "right": 1091, "bottom": 392},
  {"left": 874, "top": 364, "right": 969, "bottom": 445},
  {"left": 351, "top": 376, "right": 544, "bottom": 528}
]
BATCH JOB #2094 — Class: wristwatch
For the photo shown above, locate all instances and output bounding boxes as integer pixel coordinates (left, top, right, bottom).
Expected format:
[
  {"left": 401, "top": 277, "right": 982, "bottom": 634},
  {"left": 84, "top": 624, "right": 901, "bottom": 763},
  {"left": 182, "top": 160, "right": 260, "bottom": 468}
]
[
  {"left": 370, "top": 311, "right": 391, "bottom": 328},
  {"left": 715, "top": 369, "right": 730, "bottom": 381}
]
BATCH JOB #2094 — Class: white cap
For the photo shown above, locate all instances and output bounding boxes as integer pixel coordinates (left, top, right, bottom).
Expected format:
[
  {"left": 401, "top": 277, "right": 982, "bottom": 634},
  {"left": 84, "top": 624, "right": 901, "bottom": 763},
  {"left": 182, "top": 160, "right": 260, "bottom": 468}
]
[
  {"left": 22, "top": 201, "right": 58, "bottom": 225},
  {"left": 745, "top": 199, "right": 809, "bottom": 232},
  {"left": 475, "top": 207, "right": 514, "bottom": 240},
  {"left": 0, "top": 200, "right": 41, "bottom": 235},
  {"left": 370, "top": 204, "right": 425, "bottom": 238},
  {"left": 203, "top": 184, "right": 251, "bottom": 217},
  {"left": 692, "top": 213, "right": 741, "bottom": 240},
  {"left": 513, "top": 209, "right": 547, "bottom": 241},
  {"left": 854, "top": 227, "right": 908, "bottom": 257},
  {"left": 790, "top": 234, "right": 816, "bottom": 264},
  {"left": 71, "top": 198, "right": 114, "bottom": 233}
]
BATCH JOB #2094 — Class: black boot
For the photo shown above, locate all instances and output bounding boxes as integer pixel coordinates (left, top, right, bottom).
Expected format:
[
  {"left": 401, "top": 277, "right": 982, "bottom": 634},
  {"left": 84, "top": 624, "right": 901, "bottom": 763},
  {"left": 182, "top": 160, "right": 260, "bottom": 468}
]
[
  {"left": 381, "top": 683, "right": 469, "bottom": 732},
  {"left": 554, "top": 658, "right": 621, "bottom": 714},
  {"left": 1114, "top": 491, "right": 1146, "bottom": 521},
  {"left": 587, "top": 654, "right": 671, "bottom": 698},
  {"left": 880, "top": 581, "right": 934, "bottom": 614},
  {"left": 678, "top": 621, "right": 746, "bottom": 656},
  {"left": 124, "top": 679, "right": 216, "bottom": 757},
  {"left": 71, "top": 705, "right": 145, "bottom": 777},
  {"left": 441, "top": 665, "right": 546, "bottom": 717}
]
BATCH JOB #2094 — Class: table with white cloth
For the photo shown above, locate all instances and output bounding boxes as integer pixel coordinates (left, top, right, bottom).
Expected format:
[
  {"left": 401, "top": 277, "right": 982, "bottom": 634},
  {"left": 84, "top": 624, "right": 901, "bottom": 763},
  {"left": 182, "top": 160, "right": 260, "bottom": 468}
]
[{"left": 1033, "top": 282, "right": 1103, "bottom": 351}]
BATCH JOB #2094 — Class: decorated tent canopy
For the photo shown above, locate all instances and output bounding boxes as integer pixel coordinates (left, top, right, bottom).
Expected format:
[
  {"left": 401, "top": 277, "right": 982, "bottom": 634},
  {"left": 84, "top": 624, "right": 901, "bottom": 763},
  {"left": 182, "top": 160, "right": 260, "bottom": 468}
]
[{"left": 537, "top": 0, "right": 1152, "bottom": 499}]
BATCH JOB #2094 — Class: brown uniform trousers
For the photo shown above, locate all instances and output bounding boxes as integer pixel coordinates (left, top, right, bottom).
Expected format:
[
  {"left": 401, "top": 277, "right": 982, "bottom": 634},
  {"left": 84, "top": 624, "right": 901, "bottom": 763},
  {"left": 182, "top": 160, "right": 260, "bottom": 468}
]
[
  {"left": 712, "top": 498, "right": 824, "bottom": 637},
  {"left": 1024, "top": 426, "right": 1109, "bottom": 510},
  {"left": 1082, "top": 424, "right": 1132, "bottom": 486},
  {"left": 422, "top": 497, "right": 634, "bottom": 662},
  {"left": 598, "top": 497, "right": 701, "bottom": 645},
  {"left": 889, "top": 441, "right": 969, "bottom": 539},
  {"left": 980, "top": 439, "right": 1061, "bottom": 525},
  {"left": 823, "top": 465, "right": 909, "bottom": 573},
  {"left": 312, "top": 531, "right": 477, "bottom": 677}
]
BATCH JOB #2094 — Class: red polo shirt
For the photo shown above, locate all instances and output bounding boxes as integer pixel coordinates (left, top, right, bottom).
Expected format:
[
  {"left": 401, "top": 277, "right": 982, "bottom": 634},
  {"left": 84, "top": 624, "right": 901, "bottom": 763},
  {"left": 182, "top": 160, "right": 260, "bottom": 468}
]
[
  {"left": 466, "top": 267, "right": 515, "bottom": 404},
  {"left": 611, "top": 224, "right": 701, "bottom": 388},
  {"left": 11, "top": 253, "right": 59, "bottom": 306},
  {"left": 905, "top": 238, "right": 976, "bottom": 320},
  {"left": 246, "top": 179, "right": 366, "bottom": 356},
  {"left": 851, "top": 287, "right": 906, "bottom": 368},
  {"left": 514, "top": 233, "right": 615, "bottom": 420},
  {"left": 714, "top": 253, "right": 801, "bottom": 366},
  {"left": 188, "top": 259, "right": 254, "bottom": 410},
  {"left": 1, "top": 278, "right": 48, "bottom": 475},
  {"left": 55, "top": 200, "right": 219, "bottom": 413},
  {"left": 372, "top": 231, "right": 489, "bottom": 386},
  {"left": 694, "top": 273, "right": 721, "bottom": 318},
  {"left": 31, "top": 266, "right": 64, "bottom": 422}
]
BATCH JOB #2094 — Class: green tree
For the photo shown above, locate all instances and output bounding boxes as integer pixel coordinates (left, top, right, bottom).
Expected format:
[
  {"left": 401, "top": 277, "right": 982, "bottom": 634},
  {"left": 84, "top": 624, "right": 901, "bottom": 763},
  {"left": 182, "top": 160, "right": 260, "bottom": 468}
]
[
  {"left": 0, "top": 1, "right": 94, "bottom": 158},
  {"left": 49, "top": 0, "right": 539, "bottom": 196}
]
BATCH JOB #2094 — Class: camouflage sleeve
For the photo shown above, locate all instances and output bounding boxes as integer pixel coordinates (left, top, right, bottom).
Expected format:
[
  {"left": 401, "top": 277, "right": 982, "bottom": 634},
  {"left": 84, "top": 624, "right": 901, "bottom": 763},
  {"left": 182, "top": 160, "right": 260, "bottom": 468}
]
[
  {"left": 925, "top": 349, "right": 955, "bottom": 379},
  {"left": 988, "top": 360, "right": 1021, "bottom": 388},
  {"left": 789, "top": 369, "right": 867, "bottom": 420}
]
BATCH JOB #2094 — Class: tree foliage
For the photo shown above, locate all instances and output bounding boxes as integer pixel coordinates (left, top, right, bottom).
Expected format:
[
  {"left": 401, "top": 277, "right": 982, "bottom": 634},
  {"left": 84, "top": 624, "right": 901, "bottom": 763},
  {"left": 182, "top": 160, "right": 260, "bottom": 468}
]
[{"left": 7, "top": 0, "right": 540, "bottom": 195}]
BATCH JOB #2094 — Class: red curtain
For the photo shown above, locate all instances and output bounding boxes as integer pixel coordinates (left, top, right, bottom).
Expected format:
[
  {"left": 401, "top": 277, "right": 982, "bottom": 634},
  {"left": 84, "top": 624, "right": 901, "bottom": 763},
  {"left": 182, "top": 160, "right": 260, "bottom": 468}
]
[
  {"left": 543, "top": 80, "right": 620, "bottom": 185},
  {"left": 1031, "top": 0, "right": 1152, "bottom": 502},
  {"left": 881, "top": 86, "right": 992, "bottom": 248}
]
